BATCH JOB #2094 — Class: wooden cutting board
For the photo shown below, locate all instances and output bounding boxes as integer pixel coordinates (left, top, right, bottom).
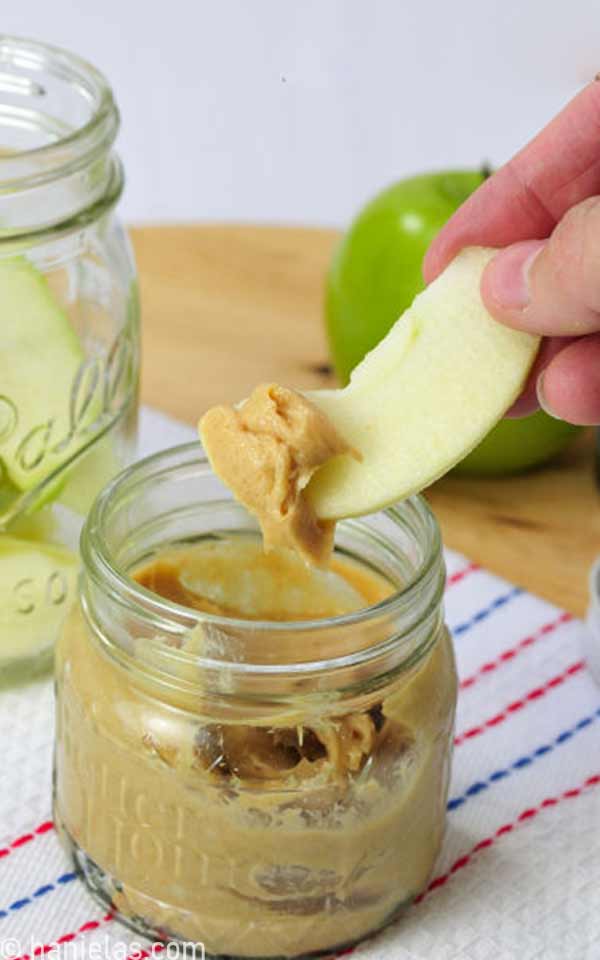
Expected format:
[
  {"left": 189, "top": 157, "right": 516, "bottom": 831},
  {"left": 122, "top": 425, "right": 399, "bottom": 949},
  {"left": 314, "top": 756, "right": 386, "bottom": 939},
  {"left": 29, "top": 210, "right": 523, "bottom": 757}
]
[{"left": 131, "top": 224, "right": 598, "bottom": 618}]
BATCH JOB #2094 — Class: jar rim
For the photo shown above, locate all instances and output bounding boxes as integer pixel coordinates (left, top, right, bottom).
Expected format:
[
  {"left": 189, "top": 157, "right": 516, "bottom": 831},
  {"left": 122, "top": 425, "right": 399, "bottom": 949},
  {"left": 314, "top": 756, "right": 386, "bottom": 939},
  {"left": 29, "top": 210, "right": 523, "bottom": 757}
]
[
  {"left": 81, "top": 443, "right": 445, "bottom": 680},
  {"left": 0, "top": 34, "right": 118, "bottom": 192}
]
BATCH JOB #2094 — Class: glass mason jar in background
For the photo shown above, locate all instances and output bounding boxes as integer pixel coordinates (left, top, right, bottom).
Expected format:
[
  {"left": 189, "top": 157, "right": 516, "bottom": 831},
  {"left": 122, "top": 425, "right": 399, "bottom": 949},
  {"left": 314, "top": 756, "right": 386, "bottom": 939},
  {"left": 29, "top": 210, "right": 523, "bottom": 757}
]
[
  {"left": 0, "top": 36, "right": 139, "bottom": 681},
  {"left": 54, "top": 444, "right": 457, "bottom": 960}
]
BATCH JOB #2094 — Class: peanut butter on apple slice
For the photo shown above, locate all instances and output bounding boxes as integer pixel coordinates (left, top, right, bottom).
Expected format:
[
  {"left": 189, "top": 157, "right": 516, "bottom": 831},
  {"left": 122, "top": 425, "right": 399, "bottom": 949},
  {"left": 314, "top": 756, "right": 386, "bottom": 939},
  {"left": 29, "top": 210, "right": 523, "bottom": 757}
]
[
  {"left": 199, "top": 383, "right": 359, "bottom": 567},
  {"left": 200, "top": 247, "right": 540, "bottom": 564}
]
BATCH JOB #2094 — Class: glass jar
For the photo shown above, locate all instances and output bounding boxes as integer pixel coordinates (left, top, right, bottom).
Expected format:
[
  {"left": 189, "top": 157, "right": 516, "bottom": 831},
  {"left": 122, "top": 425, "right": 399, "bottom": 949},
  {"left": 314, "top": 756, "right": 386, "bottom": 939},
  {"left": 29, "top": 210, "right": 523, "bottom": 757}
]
[
  {"left": 54, "top": 444, "right": 457, "bottom": 959},
  {"left": 0, "top": 36, "right": 139, "bottom": 681}
]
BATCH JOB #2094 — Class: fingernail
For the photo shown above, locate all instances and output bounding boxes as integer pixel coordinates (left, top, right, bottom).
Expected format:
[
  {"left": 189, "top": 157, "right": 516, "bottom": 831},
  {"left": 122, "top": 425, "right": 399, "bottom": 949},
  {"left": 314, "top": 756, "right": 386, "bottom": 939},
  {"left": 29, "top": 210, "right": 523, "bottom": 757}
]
[
  {"left": 486, "top": 240, "right": 546, "bottom": 311},
  {"left": 536, "top": 370, "right": 562, "bottom": 420}
]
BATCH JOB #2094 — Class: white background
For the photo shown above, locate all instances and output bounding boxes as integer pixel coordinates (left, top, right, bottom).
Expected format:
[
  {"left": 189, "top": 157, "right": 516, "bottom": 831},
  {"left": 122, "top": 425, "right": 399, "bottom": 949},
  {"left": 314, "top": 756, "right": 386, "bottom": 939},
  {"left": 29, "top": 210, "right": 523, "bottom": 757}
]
[{"left": 2, "top": 0, "right": 599, "bottom": 225}]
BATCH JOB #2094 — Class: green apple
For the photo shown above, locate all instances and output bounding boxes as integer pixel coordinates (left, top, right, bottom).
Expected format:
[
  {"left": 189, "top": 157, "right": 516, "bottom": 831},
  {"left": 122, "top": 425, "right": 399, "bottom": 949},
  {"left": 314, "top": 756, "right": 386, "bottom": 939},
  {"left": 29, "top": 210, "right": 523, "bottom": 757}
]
[
  {"left": 326, "top": 170, "right": 580, "bottom": 475},
  {"left": 452, "top": 409, "right": 580, "bottom": 475}
]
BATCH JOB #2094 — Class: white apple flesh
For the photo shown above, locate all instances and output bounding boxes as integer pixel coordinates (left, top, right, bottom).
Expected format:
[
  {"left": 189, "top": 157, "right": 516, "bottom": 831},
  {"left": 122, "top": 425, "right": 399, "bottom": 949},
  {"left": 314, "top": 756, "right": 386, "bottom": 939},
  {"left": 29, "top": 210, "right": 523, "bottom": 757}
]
[{"left": 306, "top": 247, "right": 540, "bottom": 520}]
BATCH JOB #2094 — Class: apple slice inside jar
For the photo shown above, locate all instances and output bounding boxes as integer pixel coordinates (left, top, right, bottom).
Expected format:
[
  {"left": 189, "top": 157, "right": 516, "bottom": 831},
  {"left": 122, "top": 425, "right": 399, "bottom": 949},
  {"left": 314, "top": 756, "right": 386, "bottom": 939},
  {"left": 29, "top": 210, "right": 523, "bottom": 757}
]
[
  {"left": 305, "top": 246, "right": 540, "bottom": 519},
  {"left": 0, "top": 257, "right": 99, "bottom": 493},
  {"left": 0, "top": 535, "right": 78, "bottom": 667}
]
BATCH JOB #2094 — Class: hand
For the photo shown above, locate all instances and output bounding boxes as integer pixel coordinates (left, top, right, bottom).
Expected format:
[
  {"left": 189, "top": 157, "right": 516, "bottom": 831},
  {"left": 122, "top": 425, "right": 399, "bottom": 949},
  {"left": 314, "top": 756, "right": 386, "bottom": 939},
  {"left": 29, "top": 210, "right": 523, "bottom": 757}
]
[{"left": 423, "top": 79, "right": 600, "bottom": 425}]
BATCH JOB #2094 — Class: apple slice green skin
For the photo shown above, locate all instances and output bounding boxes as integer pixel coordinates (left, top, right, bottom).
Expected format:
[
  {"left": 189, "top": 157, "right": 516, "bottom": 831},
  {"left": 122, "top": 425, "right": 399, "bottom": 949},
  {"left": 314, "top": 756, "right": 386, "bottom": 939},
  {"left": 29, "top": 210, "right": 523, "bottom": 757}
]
[
  {"left": 0, "top": 257, "right": 97, "bottom": 493},
  {"left": 307, "top": 247, "right": 540, "bottom": 521},
  {"left": 0, "top": 534, "right": 78, "bottom": 673}
]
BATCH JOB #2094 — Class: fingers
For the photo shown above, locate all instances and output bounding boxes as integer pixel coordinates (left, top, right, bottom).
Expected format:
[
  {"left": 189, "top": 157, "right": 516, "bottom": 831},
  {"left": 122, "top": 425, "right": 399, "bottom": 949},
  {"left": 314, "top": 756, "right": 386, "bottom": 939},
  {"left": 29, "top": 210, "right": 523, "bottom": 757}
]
[
  {"left": 423, "top": 79, "right": 600, "bottom": 283},
  {"left": 481, "top": 197, "right": 600, "bottom": 336},
  {"left": 505, "top": 336, "right": 578, "bottom": 418},
  {"left": 537, "top": 334, "right": 600, "bottom": 424},
  {"left": 482, "top": 197, "right": 600, "bottom": 424},
  {"left": 421, "top": 77, "right": 600, "bottom": 425}
]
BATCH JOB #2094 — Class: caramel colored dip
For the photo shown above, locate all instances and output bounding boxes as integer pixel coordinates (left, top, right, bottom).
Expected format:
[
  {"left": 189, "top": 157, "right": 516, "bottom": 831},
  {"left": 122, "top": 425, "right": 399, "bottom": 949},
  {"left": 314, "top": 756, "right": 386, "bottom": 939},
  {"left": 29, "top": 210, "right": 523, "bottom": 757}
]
[
  {"left": 54, "top": 538, "right": 457, "bottom": 957},
  {"left": 135, "top": 537, "right": 385, "bottom": 622},
  {"left": 199, "top": 384, "right": 357, "bottom": 566}
]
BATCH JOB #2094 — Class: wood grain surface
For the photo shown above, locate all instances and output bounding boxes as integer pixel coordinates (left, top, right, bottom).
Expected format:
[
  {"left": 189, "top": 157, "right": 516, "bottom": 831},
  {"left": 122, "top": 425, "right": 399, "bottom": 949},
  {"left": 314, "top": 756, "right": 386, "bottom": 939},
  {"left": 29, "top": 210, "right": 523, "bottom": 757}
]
[{"left": 131, "top": 224, "right": 598, "bottom": 617}]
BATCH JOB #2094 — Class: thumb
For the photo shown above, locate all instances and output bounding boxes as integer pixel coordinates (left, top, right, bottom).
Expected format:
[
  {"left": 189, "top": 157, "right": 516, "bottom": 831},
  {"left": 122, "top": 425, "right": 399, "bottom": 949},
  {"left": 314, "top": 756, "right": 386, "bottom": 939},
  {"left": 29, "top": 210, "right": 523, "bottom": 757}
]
[{"left": 481, "top": 196, "right": 600, "bottom": 336}]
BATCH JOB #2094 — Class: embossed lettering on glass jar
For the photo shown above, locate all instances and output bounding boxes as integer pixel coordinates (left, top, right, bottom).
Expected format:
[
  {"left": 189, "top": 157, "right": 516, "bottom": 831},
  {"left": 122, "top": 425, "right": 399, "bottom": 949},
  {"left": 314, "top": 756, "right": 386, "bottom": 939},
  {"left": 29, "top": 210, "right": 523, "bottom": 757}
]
[
  {"left": 0, "top": 36, "right": 139, "bottom": 680},
  {"left": 54, "top": 445, "right": 457, "bottom": 960}
]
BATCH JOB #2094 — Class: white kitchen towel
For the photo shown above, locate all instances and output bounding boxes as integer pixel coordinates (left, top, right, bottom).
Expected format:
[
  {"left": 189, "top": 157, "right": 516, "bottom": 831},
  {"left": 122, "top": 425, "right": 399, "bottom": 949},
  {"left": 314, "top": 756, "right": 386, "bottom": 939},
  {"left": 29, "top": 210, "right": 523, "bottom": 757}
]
[{"left": 0, "top": 406, "right": 598, "bottom": 960}]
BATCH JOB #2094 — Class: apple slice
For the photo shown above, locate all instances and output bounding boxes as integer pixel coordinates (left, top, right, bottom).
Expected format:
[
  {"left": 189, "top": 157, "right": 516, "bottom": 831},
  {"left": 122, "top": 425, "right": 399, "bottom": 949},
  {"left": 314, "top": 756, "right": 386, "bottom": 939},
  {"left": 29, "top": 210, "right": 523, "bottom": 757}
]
[
  {"left": 0, "top": 258, "right": 99, "bottom": 492},
  {"left": 57, "top": 429, "right": 122, "bottom": 516},
  {"left": 307, "top": 247, "right": 540, "bottom": 519},
  {"left": 0, "top": 534, "right": 78, "bottom": 667}
]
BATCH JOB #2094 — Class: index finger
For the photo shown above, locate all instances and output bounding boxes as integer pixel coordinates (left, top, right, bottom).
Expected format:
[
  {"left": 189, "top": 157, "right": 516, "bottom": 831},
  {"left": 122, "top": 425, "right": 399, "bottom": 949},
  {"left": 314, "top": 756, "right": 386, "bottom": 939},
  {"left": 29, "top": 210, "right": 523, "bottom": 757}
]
[{"left": 423, "top": 79, "right": 600, "bottom": 283}]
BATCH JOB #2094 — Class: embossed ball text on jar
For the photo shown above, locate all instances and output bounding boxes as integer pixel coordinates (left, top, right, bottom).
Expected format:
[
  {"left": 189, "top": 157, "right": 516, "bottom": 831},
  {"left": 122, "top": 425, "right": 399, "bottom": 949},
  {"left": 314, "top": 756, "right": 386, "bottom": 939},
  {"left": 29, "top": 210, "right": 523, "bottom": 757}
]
[{"left": 54, "top": 445, "right": 457, "bottom": 959}]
